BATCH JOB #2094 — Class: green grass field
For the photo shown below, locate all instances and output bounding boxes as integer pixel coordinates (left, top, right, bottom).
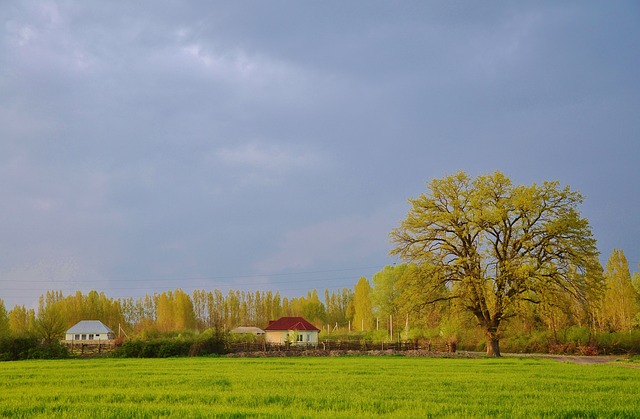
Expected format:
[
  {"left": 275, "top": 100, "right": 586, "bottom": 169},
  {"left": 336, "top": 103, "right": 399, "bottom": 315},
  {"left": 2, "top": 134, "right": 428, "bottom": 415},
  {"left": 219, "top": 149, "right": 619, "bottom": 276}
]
[{"left": 1, "top": 356, "right": 639, "bottom": 418}]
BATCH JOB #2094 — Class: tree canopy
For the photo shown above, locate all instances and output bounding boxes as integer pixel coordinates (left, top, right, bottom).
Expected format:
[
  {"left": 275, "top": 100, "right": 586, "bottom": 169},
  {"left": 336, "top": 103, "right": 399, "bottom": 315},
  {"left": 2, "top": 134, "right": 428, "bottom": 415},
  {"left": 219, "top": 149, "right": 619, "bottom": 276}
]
[
  {"left": 601, "top": 249, "right": 638, "bottom": 332},
  {"left": 390, "top": 171, "right": 602, "bottom": 356}
]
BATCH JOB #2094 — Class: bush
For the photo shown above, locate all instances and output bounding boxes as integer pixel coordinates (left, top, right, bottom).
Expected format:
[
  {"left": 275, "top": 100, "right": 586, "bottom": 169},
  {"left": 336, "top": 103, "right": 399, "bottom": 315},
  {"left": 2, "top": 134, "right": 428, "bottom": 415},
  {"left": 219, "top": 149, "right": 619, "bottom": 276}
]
[
  {"left": 594, "top": 330, "right": 640, "bottom": 355},
  {"left": 501, "top": 330, "right": 552, "bottom": 354},
  {"left": 190, "top": 329, "right": 227, "bottom": 356},
  {"left": 0, "top": 338, "right": 68, "bottom": 361},
  {"left": 27, "top": 342, "right": 69, "bottom": 360},
  {"left": 0, "top": 337, "right": 38, "bottom": 361},
  {"left": 111, "top": 329, "right": 228, "bottom": 358},
  {"left": 561, "top": 326, "right": 592, "bottom": 347}
]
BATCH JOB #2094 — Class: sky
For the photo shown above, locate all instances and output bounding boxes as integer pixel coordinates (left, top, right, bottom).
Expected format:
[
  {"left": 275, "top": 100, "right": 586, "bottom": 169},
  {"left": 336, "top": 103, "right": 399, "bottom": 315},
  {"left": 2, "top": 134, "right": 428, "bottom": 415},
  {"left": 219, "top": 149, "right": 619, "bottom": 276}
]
[{"left": 1, "top": 1, "right": 639, "bottom": 309}]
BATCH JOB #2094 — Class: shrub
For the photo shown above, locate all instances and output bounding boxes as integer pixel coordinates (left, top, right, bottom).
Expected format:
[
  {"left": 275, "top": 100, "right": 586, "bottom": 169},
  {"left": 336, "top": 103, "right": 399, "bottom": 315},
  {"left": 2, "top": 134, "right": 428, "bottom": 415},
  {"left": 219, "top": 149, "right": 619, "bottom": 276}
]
[
  {"left": 561, "top": 326, "right": 592, "bottom": 347},
  {"left": 594, "top": 330, "right": 640, "bottom": 355},
  {"left": 0, "top": 337, "right": 38, "bottom": 361},
  {"left": 27, "top": 342, "right": 69, "bottom": 360},
  {"left": 190, "top": 329, "right": 227, "bottom": 356},
  {"left": 0, "top": 338, "right": 68, "bottom": 361},
  {"left": 111, "top": 330, "right": 228, "bottom": 358}
]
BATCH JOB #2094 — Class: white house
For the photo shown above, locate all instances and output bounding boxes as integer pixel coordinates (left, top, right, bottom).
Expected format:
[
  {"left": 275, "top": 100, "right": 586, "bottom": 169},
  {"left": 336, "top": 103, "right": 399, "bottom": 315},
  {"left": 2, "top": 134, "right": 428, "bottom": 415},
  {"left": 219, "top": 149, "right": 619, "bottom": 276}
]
[
  {"left": 230, "top": 326, "right": 265, "bottom": 336},
  {"left": 64, "top": 320, "right": 115, "bottom": 342},
  {"left": 263, "top": 317, "right": 319, "bottom": 346}
]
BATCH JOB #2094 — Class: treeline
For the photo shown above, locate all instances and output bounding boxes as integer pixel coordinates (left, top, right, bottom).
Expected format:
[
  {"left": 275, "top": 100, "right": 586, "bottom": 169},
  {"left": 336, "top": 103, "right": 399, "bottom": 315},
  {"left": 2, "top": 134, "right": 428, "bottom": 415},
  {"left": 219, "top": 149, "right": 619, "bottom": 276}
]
[
  {"left": 0, "top": 288, "right": 353, "bottom": 339},
  {"left": 1, "top": 249, "right": 639, "bottom": 355}
]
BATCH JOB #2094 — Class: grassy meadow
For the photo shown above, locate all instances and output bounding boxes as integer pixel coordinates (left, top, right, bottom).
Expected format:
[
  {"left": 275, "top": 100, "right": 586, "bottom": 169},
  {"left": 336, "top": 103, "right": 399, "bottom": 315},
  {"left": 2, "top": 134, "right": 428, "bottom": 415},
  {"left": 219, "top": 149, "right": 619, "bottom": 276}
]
[{"left": 1, "top": 356, "right": 639, "bottom": 418}]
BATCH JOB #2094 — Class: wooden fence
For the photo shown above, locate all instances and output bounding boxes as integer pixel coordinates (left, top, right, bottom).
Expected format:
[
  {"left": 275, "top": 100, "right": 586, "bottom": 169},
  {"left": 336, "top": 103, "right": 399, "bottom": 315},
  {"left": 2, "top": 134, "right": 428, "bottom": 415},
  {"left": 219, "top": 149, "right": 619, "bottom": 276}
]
[
  {"left": 226, "top": 339, "right": 456, "bottom": 354},
  {"left": 61, "top": 340, "right": 117, "bottom": 356}
]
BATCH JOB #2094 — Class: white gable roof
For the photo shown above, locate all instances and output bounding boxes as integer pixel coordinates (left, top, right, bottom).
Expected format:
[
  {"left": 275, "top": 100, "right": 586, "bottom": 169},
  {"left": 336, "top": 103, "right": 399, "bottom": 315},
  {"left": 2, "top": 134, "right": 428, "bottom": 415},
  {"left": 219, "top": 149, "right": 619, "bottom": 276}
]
[
  {"left": 66, "top": 320, "right": 114, "bottom": 334},
  {"left": 230, "top": 326, "right": 265, "bottom": 335}
]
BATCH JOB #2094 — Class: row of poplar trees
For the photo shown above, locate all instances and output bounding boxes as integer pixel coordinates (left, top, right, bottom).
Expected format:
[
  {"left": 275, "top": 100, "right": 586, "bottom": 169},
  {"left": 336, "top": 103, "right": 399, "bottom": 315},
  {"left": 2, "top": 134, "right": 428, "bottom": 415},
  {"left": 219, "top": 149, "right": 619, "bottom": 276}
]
[{"left": 0, "top": 288, "right": 353, "bottom": 339}]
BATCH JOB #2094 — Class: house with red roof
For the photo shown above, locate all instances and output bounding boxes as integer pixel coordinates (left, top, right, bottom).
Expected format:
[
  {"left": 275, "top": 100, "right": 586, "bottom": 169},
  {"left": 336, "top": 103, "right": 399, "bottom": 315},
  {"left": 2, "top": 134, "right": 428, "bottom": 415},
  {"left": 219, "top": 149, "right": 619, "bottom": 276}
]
[{"left": 264, "top": 317, "right": 320, "bottom": 346}]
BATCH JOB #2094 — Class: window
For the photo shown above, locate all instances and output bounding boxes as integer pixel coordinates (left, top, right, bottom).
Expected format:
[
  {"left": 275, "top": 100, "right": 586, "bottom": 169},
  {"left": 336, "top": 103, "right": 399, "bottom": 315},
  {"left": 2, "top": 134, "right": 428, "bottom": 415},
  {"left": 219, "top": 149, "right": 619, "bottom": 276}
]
[
  {"left": 81, "top": 334, "right": 87, "bottom": 340},
  {"left": 75, "top": 334, "right": 80, "bottom": 340},
  {"left": 89, "top": 334, "right": 94, "bottom": 340},
  {"left": 296, "top": 334, "right": 303, "bottom": 342}
]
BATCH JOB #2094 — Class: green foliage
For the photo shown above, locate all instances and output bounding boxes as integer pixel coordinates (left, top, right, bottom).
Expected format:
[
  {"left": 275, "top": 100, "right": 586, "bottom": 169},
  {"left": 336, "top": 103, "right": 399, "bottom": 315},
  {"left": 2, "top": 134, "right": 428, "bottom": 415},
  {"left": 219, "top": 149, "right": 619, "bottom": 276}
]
[
  {"left": 594, "top": 330, "right": 640, "bottom": 355},
  {"left": 324, "top": 288, "right": 353, "bottom": 328},
  {"left": 491, "top": 325, "right": 640, "bottom": 355},
  {"left": 0, "top": 337, "right": 38, "bottom": 361},
  {"left": 34, "top": 296, "right": 66, "bottom": 344},
  {"left": 371, "top": 265, "right": 404, "bottom": 318},
  {"left": 352, "top": 277, "right": 374, "bottom": 331},
  {"left": 25, "top": 342, "right": 69, "bottom": 360},
  {"left": 0, "top": 299, "right": 9, "bottom": 338},
  {"left": 190, "top": 329, "right": 228, "bottom": 356},
  {"left": 0, "top": 337, "right": 68, "bottom": 361},
  {"left": 111, "top": 329, "right": 227, "bottom": 358},
  {"left": 390, "top": 171, "right": 602, "bottom": 356},
  {"left": 288, "top": 289, "right": 326, "bottom": 326},
  {"left": 155, "top": 289, "right": 197, "bottom": 332},
  {"left": 1, "top": 357, "right": 640, "bottom": 417},
  {"left": 7, "top": 305, "right": 35, "bottom": 337},
  {"left": 500, "top": 329, "right": 551, "bottom": 354},
  {"left": 600, "top": 249, "right": 638, "bottom": 332}
]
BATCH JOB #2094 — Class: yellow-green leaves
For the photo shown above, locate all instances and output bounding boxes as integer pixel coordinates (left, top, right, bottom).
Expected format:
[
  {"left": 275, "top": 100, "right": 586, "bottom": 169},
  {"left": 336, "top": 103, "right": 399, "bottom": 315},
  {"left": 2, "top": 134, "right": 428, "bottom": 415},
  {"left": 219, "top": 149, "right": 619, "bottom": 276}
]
[
  {"left": 390, "top": 171, "right": 600, "bottom": 356},
  {"left": 600, "top": 249, "right": 638, "bottom": 332}
]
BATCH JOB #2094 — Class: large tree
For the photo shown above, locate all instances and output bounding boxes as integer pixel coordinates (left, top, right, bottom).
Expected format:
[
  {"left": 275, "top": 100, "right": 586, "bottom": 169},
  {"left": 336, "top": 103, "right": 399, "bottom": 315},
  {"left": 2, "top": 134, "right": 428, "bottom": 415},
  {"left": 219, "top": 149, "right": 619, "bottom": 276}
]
[{"left": 390, "top": 171, "right": 602, "bottom": 356}]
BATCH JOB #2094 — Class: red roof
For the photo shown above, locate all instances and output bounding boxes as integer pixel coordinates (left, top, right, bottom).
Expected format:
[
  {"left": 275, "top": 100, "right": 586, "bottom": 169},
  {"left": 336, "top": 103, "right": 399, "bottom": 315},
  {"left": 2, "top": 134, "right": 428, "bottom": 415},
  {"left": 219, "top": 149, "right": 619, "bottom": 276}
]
[{"left": 264, "top": 317, "right": 320, "bottom": 332}]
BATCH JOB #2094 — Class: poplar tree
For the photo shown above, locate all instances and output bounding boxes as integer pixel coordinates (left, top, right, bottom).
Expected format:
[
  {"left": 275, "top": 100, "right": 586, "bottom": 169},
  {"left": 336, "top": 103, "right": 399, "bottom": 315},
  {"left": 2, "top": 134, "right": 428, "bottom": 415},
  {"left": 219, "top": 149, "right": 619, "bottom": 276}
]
[
  {"left": 601, "top": 249, "right": 638, "bottom": 332},
  {"left": 352, "top": 277, "right": 374, "bottom": 331},
  {"left": 8, "top": 305, "right": 35, "bottom": 337}
]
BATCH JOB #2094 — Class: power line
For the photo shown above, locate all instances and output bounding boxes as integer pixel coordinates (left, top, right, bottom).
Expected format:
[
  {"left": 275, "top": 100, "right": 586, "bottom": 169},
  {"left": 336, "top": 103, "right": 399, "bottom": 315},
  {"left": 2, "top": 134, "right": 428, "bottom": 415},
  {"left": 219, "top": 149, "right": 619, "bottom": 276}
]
[
  {"left": 0, "top": 274, "right": 363, "bottom": 291},
  {"left": 0, "top": 265, "right": 383, "bottom": 284},
  {"left": 0, "top": 265, "right": 384, "bottom": 299},
  {"left": 1, "top": 283, "right": 358, "bottom": 300}
]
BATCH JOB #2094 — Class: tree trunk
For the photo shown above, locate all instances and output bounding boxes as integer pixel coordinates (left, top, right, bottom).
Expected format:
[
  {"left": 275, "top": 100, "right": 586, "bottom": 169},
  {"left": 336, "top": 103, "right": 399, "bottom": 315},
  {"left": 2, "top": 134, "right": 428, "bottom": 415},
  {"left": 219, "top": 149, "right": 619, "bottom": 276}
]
[{"left": 485, "top": 328, "right": 501, "bottom": 357}]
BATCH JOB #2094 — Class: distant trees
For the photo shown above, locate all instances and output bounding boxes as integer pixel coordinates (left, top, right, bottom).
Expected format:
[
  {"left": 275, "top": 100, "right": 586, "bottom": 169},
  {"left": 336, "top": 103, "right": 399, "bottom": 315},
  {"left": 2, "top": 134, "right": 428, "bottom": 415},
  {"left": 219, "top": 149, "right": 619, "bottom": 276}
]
[
  {"left": 8, "top": 305, "right": 35, "bottom": 337},
  {"left": 100, "top": 287, "right": 353, "bottom": 334},
  {"left": 599, "top": 249, "right": 638, "bottom": 332},
  {"left": 156, "top": 289, "right": 196, "bottom": 332},
  {"left": 325, "top": 288, "right": 353, "bottom": 329},
  {"left": 0, "top": 299, "right": 9, "bottom": 338},
  {"left": 390, "top": 171, "right": 603, "bottom": 356},
  {"left": 371, "top": 266, "right": 403, "bottom": 327},
  {"left": 34, "top": 294, "right": 66, "bottom": 344},
  {"left": 289, "top": 290, "right": 327, "bottom": 326},
  {"left": 352, "top": 277, "right": 374, "bottom": 331}
]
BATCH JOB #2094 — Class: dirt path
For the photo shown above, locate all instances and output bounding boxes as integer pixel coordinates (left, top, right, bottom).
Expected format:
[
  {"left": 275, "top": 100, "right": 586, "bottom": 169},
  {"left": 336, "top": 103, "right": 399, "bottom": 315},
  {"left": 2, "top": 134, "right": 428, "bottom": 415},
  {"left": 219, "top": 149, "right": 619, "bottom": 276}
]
[{"left": 504, "top": 353, "right": 625, "bottom": 364}]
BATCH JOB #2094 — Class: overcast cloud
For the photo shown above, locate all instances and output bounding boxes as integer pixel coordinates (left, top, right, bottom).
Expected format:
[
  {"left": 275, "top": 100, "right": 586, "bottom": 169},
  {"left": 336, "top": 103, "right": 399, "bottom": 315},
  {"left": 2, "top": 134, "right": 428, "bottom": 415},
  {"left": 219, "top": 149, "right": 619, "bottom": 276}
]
[{"left": 1, "top": 1, "right": 639, "bottom": 308}]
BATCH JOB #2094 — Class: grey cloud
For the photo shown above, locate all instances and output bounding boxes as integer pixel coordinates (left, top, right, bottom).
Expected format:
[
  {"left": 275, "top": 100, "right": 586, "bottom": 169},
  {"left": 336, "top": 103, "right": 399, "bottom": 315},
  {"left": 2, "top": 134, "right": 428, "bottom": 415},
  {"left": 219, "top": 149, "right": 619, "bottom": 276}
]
[{"left": 1, "top": 1, "right": 639, "bottom": 308}]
